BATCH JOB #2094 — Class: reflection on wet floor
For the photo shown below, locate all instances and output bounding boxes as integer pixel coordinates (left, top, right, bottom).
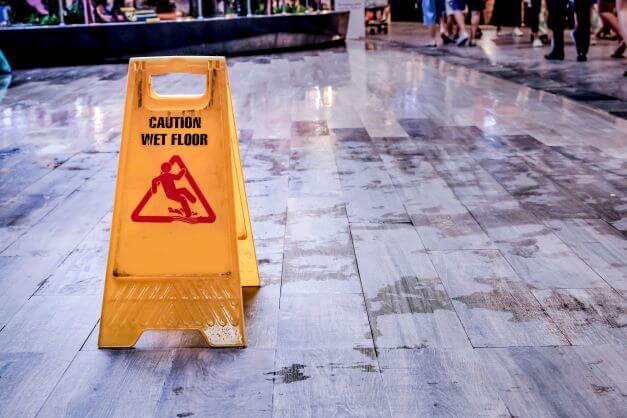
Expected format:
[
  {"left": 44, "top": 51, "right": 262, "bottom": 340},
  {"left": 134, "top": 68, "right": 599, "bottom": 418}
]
[
  {"left": 373, "top": 23, "right": 627, "bottom": 119},
  {"left": 0, "top": 31, "right": 626, "bottom": 417}
]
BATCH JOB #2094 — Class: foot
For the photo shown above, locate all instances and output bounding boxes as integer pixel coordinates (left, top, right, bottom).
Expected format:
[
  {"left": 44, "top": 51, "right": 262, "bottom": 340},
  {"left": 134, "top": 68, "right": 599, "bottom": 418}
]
[
  {"left": 545, "top": 51, "right": 564, "bottom": 60},
  {"left": 441, "top": 33, "right": 454, "bottom": 44},
  {"left": 424, "top": 41, "right": 438, "bottom": 48},
  {"left": 475, "top": 27, "right": 483, "bottom": 39},
  {"left": 512, "top": 27, "right": 524, "bottom": 37},
  {"left": 468, "top": 40, "right": 477, "bottom": 47},
  {"left": 532, "top": 38, "right": 543, "bottom": 48},
  {"left": 457, "top": 33, "right": 469, "bottom": 46},
  {"left": 611, "top": 41, "right": 626, "bottom": 58},
  {"left": 577, "top": 53, "right": 587, "bottom": 62}
]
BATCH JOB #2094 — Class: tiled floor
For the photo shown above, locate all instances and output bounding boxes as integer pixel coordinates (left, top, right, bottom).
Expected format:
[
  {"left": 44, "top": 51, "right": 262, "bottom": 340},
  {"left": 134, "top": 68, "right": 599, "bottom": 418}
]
[
  {"left": 0, "top": 28, "right": 626, "bottom": 417},
  {"left": 373, "top": 23, "right": 627, "bottom": 119}
]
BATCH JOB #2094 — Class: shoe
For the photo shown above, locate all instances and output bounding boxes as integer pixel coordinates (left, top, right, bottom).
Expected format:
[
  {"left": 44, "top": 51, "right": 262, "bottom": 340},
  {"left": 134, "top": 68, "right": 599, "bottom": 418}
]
[
  {"left": 513, "top": 27, "right": 524, "bottom": 37},
  {"left": 577, "top": 53, "right": 587, "bottom": 62},
  {"left": 611, "top": 41, "right": 626, "bottom": 58},
  {"left": 539, "top": 34, "right": 551, "bottom": 45},
  {"left": 468, "top": 40, "right": 477, "bottom": 47},
  {"left": 475, "top": 27, "right": 483, "bottom": 39},
  {"left": 532, "top": 38, "right": 543, "bottom": 48},
  {"left": 545, "top": 51, "right": 564, "bottom": 60},
  {"left": 441, "top": 33, "right": 454, "bottom": 44},
  {"left": 424, "top": 42, "right": 438, "bottom": 48},
  {"left": 457, "top": 33, "right": 469, "bottom": 46}
]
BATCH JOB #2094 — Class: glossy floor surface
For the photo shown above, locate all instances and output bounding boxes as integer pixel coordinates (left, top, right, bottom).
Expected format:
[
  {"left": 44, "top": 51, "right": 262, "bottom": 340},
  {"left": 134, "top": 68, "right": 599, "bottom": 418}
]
[
  {"left": 1, "top": 27, "right": 627, "bottom": 417},
  {"left": 374, "top": 23, "right": 627, "bottom": 119}
]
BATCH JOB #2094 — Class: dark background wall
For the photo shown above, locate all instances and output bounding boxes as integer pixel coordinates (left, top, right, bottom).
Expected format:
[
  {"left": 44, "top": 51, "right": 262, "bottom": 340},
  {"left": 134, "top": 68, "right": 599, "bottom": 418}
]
[{"left": 389, "top": 0, "right": 421, "bottom": 22}]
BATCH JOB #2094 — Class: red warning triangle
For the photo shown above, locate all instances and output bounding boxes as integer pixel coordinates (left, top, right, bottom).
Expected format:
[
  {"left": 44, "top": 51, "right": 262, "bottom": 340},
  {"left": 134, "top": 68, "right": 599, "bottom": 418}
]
[{"left": 131, "top": 155, "right": 216, "bottom": 224}]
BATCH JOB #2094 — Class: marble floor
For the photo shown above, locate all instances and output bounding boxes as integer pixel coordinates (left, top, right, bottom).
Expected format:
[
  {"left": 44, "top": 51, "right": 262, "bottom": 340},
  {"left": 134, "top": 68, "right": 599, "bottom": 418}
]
[
  {"left": 374, "top": 23, "right": 627, "bottom": 119},
  {"left": 0, "top": 34, "right": 626, "bottom": 417}
]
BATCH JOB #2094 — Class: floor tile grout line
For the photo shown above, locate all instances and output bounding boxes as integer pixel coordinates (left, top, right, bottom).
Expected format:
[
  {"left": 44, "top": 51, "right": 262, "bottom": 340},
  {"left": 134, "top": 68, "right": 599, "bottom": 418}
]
[
  {"left": 369, "top": 127, "right": 502, "bottom": 351},
  {"left": 33, "top": 349, "right": 83, "bottom": 418},
  {"left": 404, "top": 129, "right": 578, "bottom": 346},
  {"left": 344, "top": 222, "right": 395, "bottom": 417},
  {"left": 471, "top": 137, "right": 620, "bottom": 293},
  {"left": 329, "top": 127, "right": 383, "bottom": 366},
  {"left": 414, "top": 128, "right": 613, "bottom": 292},
  {"left": 0, "top": 152, "right": 116, "bottom": 255},
  {"left": 30, "top": 208, "right": 112, "bottom": 299},
  {"left": 507, "top": 148, "right": 627, "bottom": 272},
  {"left": 538, "top": 216, "right": 625, "bottom": 297},
  {"left": 79, "top": 319, "right": 100, "bottom": 351},
  {"left": 377, "top": 36, "right": 627, "bottom": 126},
  {"left": 0, "top": 209, "right": 112, "bottom": 341},
  {"left": 551, "top": 145, "right": 626, "bottom": 180},
  {"left": 271, "top": 132, "right": 292, "bottom": 416}
]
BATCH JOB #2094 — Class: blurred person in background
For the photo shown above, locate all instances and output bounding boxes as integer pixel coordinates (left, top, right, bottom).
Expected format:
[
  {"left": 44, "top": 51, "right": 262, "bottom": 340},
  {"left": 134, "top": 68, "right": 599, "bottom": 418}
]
[
  {"left": 598, "top": 0, "right": 625, "bottom": 56},
  {"left": 491, "top": 0, "right": 524, "bottom": 36},
  {"left": 422, "top": 0, "right": 446, "bottom": 46},
  {"left": 447, "top": 0, "right": 470, "bottom": 45},
  {"left": 467, "top": 0, "right": 485, "bottom": 46},
  {"left": 618, "top": 0, "right": 627, "bottom": 73},
  {"left": 573, "top": 0, "right": 593, "bottom": 61},
  {"left": 525, "top": 0, "right": 546, "bottom": 46},
  {"left": 546, "top": 0, "right": 568, "bottom": 59}
]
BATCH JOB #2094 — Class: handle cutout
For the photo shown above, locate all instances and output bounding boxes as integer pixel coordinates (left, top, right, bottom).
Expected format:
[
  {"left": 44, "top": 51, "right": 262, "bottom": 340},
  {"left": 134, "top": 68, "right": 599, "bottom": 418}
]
[
  {"left": 132, "top": 57, "right": 224, "bottom": 111},
  {"left": 150, "top": 73, "right": 207, "bottom": 97}
]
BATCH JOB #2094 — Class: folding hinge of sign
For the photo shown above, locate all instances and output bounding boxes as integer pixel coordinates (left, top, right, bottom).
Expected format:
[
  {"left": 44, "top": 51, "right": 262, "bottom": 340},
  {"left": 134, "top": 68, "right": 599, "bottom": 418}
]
[
  {"left": 135, "top": 62, "right": 144, "bottom": 109},
  {"left": 206, "top": 65, "right": 218, "bottom": 110}
]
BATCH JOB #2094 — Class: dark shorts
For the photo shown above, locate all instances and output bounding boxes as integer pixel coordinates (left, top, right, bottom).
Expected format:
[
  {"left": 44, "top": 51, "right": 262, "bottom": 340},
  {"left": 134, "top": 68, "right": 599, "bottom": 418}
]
[
  {"left": 598, "top": 0, "right": 616, "bottom": 13},
  {"left": 448, "top": 0, "right": 465, "bottom": 11},
  {"left": 467, "top": 0, "right": 484, "bottom": 11}
]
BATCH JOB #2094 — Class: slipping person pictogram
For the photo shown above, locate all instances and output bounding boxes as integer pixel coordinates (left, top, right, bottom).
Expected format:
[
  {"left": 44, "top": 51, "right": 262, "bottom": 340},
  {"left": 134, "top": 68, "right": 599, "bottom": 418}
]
[
  {"left": 151, "top": 162, "right": 197, "bottom": 218},
  {"left": 131, "top": 155, "right": 217, "bottom": 224}
]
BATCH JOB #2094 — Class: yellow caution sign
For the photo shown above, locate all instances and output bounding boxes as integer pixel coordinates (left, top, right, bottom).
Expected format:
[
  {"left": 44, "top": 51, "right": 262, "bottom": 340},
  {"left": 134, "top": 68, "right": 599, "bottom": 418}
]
[{"left": 98, "top": 56, "right": 260, "bottom": 349}]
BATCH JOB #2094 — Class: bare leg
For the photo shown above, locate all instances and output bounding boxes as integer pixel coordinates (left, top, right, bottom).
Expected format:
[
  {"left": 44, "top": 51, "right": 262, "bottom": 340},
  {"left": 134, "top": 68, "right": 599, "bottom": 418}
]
[
  {"left": 616, "top": 0, "right": 627, "bottom": 61},
  {"left": 453, "top": 11, "right": 468, "bottom": 35},
  {"left": 453, "top": 10, "right": 469, "bottom": 44},
  {"left": 617, "top": 0, "right": 627, "bottom": 40},
  {"left": 600, "top": 12, "right": 622, "bottom": 37},
  {"left": 471, "top": 10, "right": 480, "bottom": 40}
]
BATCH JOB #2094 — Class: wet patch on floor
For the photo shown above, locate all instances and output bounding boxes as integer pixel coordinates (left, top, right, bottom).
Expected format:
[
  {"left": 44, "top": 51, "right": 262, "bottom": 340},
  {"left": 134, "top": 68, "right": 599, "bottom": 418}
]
[
  {"left": 268, "top": 364, "right": 311, "bottom": 384},
  {"left": 291, "top": 120, "right": 330, "bottom": 137},
  {"left": 452, "top": 277, "right": 546, "bottom": 323}
]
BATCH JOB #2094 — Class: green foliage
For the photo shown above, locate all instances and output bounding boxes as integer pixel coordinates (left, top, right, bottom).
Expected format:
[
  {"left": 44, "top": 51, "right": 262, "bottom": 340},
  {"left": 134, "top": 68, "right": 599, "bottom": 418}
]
[
  {"left": 284, "top": 3, "right": 306, "bottom": 13},
  {"left": 23, "top": 12, "right": 60, "bottom": 25},
  {"left": 40, "top": 13, "right": 59, "bottom": 25},
  {"left": 65, "top": 3, "right": 84, "bottom": 24}
]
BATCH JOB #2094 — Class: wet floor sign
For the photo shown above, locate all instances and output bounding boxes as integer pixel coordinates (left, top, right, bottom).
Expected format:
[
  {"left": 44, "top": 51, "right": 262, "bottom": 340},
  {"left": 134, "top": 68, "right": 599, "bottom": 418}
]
[{"left": 98, "top": 56, "right": 260, "bottom": 348}]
